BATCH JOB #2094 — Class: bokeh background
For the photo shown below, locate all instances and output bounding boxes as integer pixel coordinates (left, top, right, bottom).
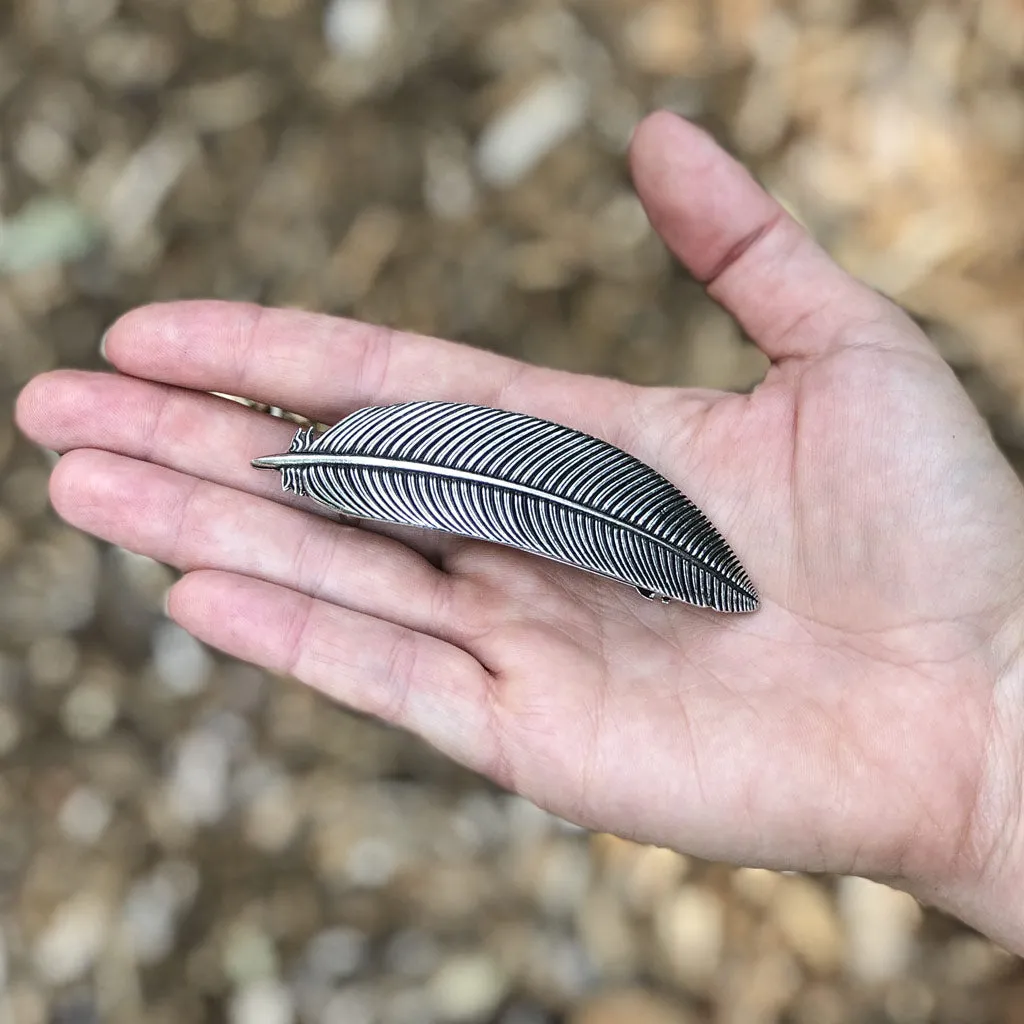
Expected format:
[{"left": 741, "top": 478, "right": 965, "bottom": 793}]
[{"left": 4, "top": 0, "right": 1024, "bottom": 1021}]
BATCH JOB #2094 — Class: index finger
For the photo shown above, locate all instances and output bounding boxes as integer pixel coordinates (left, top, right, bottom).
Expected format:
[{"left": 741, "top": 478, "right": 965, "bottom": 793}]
[{"left": 102, "top": 301, "right": 635, "bottom": 439}]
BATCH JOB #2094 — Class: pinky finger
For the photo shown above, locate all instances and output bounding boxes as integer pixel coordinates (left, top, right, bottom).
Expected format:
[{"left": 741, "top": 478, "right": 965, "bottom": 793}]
[{"left": 167, "top": 570, "right": 495, "bottom": 770}]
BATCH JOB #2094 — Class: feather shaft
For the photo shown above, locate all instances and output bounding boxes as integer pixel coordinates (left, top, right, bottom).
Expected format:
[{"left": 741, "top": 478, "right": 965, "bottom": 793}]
[
  {"left": 254, "top": 451, "right": 746, "bottom": 594},
  {"left": 251, "top": 401, "right": 760, "bottom": 613}
]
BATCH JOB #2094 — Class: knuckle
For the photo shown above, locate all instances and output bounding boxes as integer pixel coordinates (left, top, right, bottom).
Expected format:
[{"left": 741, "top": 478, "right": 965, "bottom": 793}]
[
  {"left": 432, "top": 572, "right": 502, "bottom": 643},
  {"left": 281, "top": 596, "right": 317, "bottom": 678},
  {"left": 377, "top": 629, "right": 418, "bottom": 720},
  {"left": 290, "top": 522, "right": 334, "bottom": 599},
  {"left": 349, "top": 322, "right": 397, "bottom": 400},
  {"left": 233, "top": 304, "right": 267, "bottom": 390}
]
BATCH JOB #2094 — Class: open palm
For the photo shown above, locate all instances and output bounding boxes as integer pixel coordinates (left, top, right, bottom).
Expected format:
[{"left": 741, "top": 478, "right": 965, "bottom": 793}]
[{"left": 17, "top": 114, "right": 1024, "bottom": 937}]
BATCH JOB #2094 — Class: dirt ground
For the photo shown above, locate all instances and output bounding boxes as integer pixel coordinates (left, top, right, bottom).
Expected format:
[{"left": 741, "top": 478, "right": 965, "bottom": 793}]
[{"left": 4, "top": 1, "right": 1024, "bottom": 1021}]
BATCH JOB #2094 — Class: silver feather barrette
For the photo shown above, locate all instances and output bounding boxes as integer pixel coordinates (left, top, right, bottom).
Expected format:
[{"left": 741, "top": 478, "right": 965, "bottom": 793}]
[{"left": 252, "top": 401, "right": 759, "bottom": 613}]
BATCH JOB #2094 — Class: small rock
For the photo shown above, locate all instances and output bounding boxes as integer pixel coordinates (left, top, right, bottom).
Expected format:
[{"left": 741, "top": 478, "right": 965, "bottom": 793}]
[
  {"left": 477, "top": 75, "right": 588, "bottom": 188},
  {"left": 160, "top": 859, "right": 201, "bottom": 906},
  {"left": 305, "top": 927, "right": 368, "bottom": 981},
  {"left": 186, "top": 0, "right": 241, "bottom": 37},
  {"left": 321, "top": 986, "right": 375, "bottom": 1024},
  {"left": 152, "top": 621, "right": 213, "bottom": 697},
  {"left": 33, "top": 893, "right": 110, "bottom": 985},
  {"left": 229, "top": 979, "right": 295, "bottom": 1024},
  {"left": 251, "top": 0, "right": 303, "bottom": 19},
  {"left": 58, "top": 786, "right": 112, "bottom": 845},
  {"left": 345, "top": 836, "right": 401, "bottom": 888},
  {"left": 41, "top": 532, "right": 102, "bottom": 631},
  {"left": 883, "top": 978, "right": 935, "bottom": 1023},
  {"left": 0, "top": 198, "right": 99, "bottom": 273},
  {"left": 85, "top": 26, "right": 178, "bottom": 89},
  {"left": 0, "top": 706, "right": 22, "bottom": 756},
  {"left": 0, "top": 653, "right": 19, "bottom": 697},
  {"left": 579, "top": 891, "right": 638, "bottom": 976},
  {"left": 837, "top": 877, "right": 921, "bottom": 982},
  {"left": 103, "top": 127, "right": 198, "bottom": 257},
  {"left": 3, "top": 465, "right": 53, "bottom": 520},
  {"left": 224, "top": 921, "right": 280, "bottom": 986},
  {"left": 167, "top": 727, "right": 231, "bottom": 826},
  {"left": 790, "top": 983, "right": 849, "bottom": 1024},
  {"left": 384, "top": 989, "right": 438, "bottom": 1024},
  {"left": 654, "top": 886, "right": 724, "bottom": 992},
  {"left": 0, "top": 510, "right": 20, "bottom": 562},
  {"left": 623, "top": 846, "right": 691, "bottom": 911},
  {"left": 120, "top": 861, "right": 199, "bottom": 965},
  {"left": 50, "top": 994, "right": 100, "bottom": 1024},
  {"left": 429, "top": 953, "right": 509, "bottom": 1023},
  {"left": 60, "top": 678, "right": 119, "bottom": 741},
  {"left": 26, "top": 635, "right": 79, "bottom": 688},
  {"left": 242, "top": 771, "right": 301, "bottom": 853},
  {"left": 121, "top": 878, "right": 177, "bottom": 965},
  {"left": 424, "top": 138, "right": 478, "bottom": 222},
  {"left": 771, "top": 877, "right": 844, "bottom": 975},
  {"left": 590, "top": 192, "right": 652, "bottom": 255},
  {"left": 178, "top": 72, "right": 275, "bottom": 133},
  {"left": 119, "top": 860, "right": 197, "bottom": 962},
  {"left": 626, "top": 0, "right": 707, "bottom": 75},
  {"left": 452, "top": 792, "right": 509, "bottom": 851},
  {"left": 114, "top": 548, "right": 175, "bottom": 609},
  {"left": 571, "top": 988, "right": 695, "bottom": 1024},
  {"left": 524, "top": 934, "right": 596, "bottom": 1002},
  {"left": 16, "top": 118, "right": 72, "bottom": 185},
  {"left": 497, "top": 1008, "right": 551, "bottom": 1024},
  {"left": 55, "top": 0, "right": 119, "bottom": 32},
  {"left": 6, "top": 983, "right": 47, "bottom": 1024},
  {"left": 328, "top": 205, "right": 403, "bottom": 304},
  {"left": 941, "top": 934, "right": 1013, "bottom": 986},
  {"left": 731, "top": 867, "right": 783, "bottom": 906},
  {"left": 323, "top": 0, "right": 391, "bottom": 58},
  {"left": 384, "top": 928, "right": 441, "bottom": 978},
  {"left": 504, "top": 796, "right": 560, "bottom": 844},
  {"left": 525, "top": 839, "right": 592, "bottom": 915},
  {"left": 720, "top": 949, "right": 801, "bottom": 1022}
]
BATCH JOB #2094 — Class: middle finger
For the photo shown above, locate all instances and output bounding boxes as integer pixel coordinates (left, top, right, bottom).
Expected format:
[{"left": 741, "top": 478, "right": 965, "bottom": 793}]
[
  {"left": 49, "top": 448, "right": 500, "bottom": 648},
  {"left": 16, "top": 368, "right": 456, "bottom": 562}
]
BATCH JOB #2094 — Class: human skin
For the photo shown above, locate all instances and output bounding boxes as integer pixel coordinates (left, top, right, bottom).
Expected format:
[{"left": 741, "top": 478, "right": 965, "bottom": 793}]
[{"left": 15, "top": 112, "right": 1024, "bottom": 953}]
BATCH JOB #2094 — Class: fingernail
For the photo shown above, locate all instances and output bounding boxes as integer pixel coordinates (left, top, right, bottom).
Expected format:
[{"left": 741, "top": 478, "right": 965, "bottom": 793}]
[
  {"left": 99, "top": 329, "right": 110, "bottom": 362},
  {"left": 161, "top": 587, "right": 172, "bottom": 618}
]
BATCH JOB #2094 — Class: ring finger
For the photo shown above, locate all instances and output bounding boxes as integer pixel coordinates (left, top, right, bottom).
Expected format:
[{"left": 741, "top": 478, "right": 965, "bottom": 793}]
[
  {"left": 49, "top": 448, "right": 503, "bottom": 648},
  {"left": 15, "top": 368, "right": 456, "bottom": 563}
]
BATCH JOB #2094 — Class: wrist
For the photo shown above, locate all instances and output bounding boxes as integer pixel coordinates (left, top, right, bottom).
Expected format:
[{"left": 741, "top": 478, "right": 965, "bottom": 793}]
[{"left": 903, "top": 610, "right": 1024, "bottom": 953}]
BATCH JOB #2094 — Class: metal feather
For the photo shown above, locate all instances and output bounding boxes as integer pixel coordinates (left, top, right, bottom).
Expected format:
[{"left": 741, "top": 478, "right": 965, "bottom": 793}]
[{"left": 252, "top": 401, "right": 759, "bottom": 613}]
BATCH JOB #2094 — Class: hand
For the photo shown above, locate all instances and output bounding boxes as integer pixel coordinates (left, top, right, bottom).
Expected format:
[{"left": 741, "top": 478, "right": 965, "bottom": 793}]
[{"left": 16, "top": 113, "right": 1024, "bottom": 951}]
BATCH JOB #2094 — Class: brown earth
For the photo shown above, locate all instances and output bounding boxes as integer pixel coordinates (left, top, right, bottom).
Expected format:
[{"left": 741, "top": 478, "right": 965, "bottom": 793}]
[{"left": 3, "top": 1, "right": 1024, "bottom": 1021}]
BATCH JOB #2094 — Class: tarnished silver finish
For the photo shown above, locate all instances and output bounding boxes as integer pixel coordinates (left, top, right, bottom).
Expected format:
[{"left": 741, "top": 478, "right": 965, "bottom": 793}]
[{"left": 252, "top": 401, "right": 759, "bottom": 613}]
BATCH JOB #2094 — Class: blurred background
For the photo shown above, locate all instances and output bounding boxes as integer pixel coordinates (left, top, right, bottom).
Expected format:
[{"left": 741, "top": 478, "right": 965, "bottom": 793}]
[{"left": 3, "top": 0, "right": 1024, "bottom": 1021}]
